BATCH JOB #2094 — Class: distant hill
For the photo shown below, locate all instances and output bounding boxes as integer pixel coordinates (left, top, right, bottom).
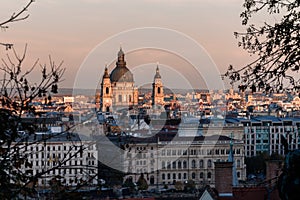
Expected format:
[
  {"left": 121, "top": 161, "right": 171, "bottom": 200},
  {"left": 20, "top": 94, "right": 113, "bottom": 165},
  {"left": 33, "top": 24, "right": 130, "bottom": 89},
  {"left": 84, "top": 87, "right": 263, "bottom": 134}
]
[{"left": 57, "top": 88, "right": 210, "bottom": 97}]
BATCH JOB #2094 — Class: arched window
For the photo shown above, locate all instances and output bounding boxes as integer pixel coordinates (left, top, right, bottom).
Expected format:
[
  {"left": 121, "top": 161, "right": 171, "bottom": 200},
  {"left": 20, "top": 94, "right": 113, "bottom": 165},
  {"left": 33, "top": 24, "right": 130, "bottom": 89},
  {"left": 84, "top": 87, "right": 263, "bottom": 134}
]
[
  {"left": 162, "top": 173, "right": 165, "bottom": 180},
  {"left": 192, "top": 160, "right": 196, "bottom": 168},
  {"left": 183, "top": 160, "right": 187, "bottom": 169},
  {"left": 118, "top": 95, "right": 122, "bottom": 102},
  {"left": 150, "top": 176, "right": 155, "bottom": 185},
  {"left": 237, "top": 172, "right": 240, "bottom": 178},
  {"left": 178, "top": 161, "right": 182, "bottom": 169},
  {"left": 173, "top": 173, "right": 176, "bottom": 179},
  {"left": 183, "top": 173, "right": 187, "bottom": 179},
  {"left": 129, "top": 95, "right": 132, "bottom": 102},
  {"left": 207, "top": 172, "right": 212, "bottom": 179},
  {"left": 207, "top": 159, "right": 212, "bottom": 168},
  {"left": 199, "top": 160, "right": 204, "bottom": 168},
  {"left": 157, "top": 87, "right": 161, "bottom": 94},
  {"left": 105, "top": 87, "right": 109, "bottom": 94},
  {"left": 200, "top": 172, "right": 204, "bottom": 179},
  {"left": 178, "top": 173, "right": 182, "bottom": 179},
  {"left": 192, "top": 172, "right": 196, "bottom": 179}
]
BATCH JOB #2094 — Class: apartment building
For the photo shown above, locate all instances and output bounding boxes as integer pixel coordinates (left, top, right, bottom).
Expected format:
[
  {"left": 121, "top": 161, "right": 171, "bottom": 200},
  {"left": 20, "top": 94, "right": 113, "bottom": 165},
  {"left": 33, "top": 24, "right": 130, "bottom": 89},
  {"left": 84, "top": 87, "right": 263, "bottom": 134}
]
[
  {"left": 13, "top": 132, "right": 98, "bottom": 188},
  {"left": 241, "top": 116, "right": 300, "bottom": 157},
  {"left": 123, "top": 133, "right": 246, "bottom": 188}
]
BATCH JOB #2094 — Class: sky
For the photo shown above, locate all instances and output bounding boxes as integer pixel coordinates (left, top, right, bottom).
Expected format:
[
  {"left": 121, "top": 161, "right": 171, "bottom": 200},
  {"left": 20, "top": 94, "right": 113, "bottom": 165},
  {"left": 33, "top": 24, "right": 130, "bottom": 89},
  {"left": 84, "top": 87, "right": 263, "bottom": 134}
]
[{"left": 0, "top": 0, "right": 260, "bottom": 90}]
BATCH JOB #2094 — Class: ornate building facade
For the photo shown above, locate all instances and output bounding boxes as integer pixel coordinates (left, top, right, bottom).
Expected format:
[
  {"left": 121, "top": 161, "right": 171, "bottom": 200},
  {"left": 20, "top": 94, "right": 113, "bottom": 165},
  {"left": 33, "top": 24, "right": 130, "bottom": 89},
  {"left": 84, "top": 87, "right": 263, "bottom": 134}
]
[
  {"left": 123, "top": 134, "right": 246, "bottom": 188},
  {"left": 99, "top": 48, "right": 164, "bottom": 112},
  {"left": 100, "top": 48, "right": 138, "bottom": 112},
  {"left": 152, "top": 65, "right": 164, "bottom": 107}
]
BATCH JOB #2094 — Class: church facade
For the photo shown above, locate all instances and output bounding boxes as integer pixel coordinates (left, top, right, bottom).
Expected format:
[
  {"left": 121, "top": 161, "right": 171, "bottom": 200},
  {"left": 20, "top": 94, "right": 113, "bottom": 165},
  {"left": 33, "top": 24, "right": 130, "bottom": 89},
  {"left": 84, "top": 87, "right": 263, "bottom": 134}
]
[{"left": 98, "top": 48, "right": 164, "bottom": 113}]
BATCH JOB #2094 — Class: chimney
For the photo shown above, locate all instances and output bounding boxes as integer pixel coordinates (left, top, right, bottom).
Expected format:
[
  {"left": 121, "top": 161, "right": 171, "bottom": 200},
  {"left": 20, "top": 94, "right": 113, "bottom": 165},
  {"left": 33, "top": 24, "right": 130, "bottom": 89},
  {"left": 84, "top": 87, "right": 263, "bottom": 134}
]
[{"left": 214, "top": 161, "right": 233, "bottom": 197}]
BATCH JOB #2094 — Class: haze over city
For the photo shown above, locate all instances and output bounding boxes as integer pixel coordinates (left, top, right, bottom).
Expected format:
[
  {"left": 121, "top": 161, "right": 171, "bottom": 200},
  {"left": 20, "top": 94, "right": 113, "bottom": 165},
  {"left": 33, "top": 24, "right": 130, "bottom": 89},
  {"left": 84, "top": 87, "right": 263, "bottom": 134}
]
[{"left": 0, "top": 0, "right": 269, "bottom": 89}]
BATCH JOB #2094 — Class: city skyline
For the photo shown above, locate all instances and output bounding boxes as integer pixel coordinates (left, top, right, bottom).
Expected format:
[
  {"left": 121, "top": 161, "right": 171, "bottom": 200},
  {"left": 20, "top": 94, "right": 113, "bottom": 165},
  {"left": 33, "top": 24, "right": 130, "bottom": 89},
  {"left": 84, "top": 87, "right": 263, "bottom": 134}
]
[{"left": 1, "top": 0, "right": 270, "bottom": 89}]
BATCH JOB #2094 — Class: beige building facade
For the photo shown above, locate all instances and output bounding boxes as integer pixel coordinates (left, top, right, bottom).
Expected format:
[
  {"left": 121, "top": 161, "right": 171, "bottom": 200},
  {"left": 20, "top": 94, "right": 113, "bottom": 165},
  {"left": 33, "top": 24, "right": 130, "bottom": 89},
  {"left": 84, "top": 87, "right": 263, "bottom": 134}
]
[{"left": 123, "top": 135, "right": 246, "bottom": 188}]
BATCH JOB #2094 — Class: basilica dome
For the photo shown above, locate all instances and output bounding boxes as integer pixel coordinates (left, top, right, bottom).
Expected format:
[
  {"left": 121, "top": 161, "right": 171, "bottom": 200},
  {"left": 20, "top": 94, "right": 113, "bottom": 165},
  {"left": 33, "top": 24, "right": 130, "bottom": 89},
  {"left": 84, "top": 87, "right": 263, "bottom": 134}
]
[
  {"left": 110, "top": 47, "right": 134, "bottom": 82},
  {"left": 110, "top": 66, "right": 134, "bottom": 82}
]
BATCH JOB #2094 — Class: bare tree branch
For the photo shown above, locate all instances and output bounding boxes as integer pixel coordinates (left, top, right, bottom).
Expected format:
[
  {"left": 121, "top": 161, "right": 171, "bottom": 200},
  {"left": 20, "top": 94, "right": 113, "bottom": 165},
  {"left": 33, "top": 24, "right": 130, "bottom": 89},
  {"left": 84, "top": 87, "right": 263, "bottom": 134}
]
[{"left": 0, "top": 0, "right": 34, "bottom": 49}]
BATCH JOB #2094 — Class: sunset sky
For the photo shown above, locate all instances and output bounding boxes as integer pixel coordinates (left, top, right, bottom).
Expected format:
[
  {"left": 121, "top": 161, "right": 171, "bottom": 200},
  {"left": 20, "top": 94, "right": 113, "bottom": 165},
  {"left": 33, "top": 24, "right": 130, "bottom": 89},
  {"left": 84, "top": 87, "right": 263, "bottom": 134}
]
[{"left": 0, "top": 0, "right": 269, "bottom": 90}]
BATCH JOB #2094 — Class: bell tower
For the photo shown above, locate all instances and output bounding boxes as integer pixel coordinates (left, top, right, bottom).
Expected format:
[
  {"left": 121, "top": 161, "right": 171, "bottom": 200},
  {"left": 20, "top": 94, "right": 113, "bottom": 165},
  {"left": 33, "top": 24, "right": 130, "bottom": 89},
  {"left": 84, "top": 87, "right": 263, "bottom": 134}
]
[
  {"left": 152, "top": 64, "right": 164, "bottom": 106},
  {"left": 101, "top": 67, "right": 112, "bottom": 112}
]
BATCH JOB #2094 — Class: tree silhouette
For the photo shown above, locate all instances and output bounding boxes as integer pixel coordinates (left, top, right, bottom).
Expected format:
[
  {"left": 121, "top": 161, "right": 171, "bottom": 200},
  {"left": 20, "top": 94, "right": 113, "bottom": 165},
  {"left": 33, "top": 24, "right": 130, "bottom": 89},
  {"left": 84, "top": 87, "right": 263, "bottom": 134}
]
[
  {"left": 225, "top": 0, "right": 299, "bottom": 94},
  {"left": 0, "top": 0, "right": 34, "bottom": 50},
  {"left": 137, "top": 173, "right": 148, "bottom": 190},
  {"left": 278, "top": 135, "right": 300, "bottom": 200},
  {"left": 0, "top": 1, "right": 97, "bottom": 199}
]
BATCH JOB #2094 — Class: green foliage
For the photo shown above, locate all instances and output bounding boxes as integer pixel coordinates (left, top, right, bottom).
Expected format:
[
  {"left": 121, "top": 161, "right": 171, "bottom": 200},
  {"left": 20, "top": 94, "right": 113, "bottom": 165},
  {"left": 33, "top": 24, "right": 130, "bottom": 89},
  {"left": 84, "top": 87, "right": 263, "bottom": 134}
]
[
  {"left": 245, "top": 152, "right": 269, "bottom": 175},
  {"left": 226, "top": 0, "right": 300, "bottom": 94},
  {"left": 184, "top": 179, "right": 195, "bottom": 192},
  {"left": 174, "top": 181, "right": 184, "bottom": 191},
  {"left": 137, "top": 173, "right": 148, "bottom": 190},
  {"left": 123, "top": 177, "right": 136, "bottom": 190},
  {"left": 278, "top": 150, "right": 300, "bottom": 200}
]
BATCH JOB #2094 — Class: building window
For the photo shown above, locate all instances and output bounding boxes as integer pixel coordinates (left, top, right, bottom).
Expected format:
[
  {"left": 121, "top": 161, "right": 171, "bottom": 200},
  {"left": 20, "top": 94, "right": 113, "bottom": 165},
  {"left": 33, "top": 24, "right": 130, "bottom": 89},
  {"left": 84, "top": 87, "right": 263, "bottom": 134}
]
[
  {"left": 183, "top": 161, "right": 187, "bottom": 169},
  {"left": 167, "top": 150, "right": 171, "bottom": 156},
  {"left": 237, "top": 171, "right": 241, "bottom": 178},
  {"left": 192, "top": 172, "right": 196, "bottom": 179},
  {"left": 157, "top": 87, "right": 161, "bottom": 94},
  {"left": 173, "top": 173, "right": 176, "bottom": 179},
  {"left": 167, "top": 173, "right": 171, "bottom": 180},
  {"left": 129, "top": 95, "right": 132, "bottom": 102},
  {"left": 172, "top": 162, "right": 176, "bottom": 169},
  {"left": 200, "top": 172, "right": 204, "bottom": 179},
  {"left": 162, "top": 161, "right": 165, "bottom": 169},
  {"left": 106, "top": 87, "right": 109, "bottom": 94},
  {"left": 183, "top": 173, "right": 187, "bottom": 179},
  {"left": 199, "top": 160, "right": 204, "bottom": 168},
  {"left": 167, "top": 162, "right": 171, "bottom": 169},
  {"left": 150, "top": 176, "right": 155, "bottom": 185},
  {"left": 207, "top": 159, "right": 212, "bottom": 168},
  {"left": 172, "top": 150, "right": 176, "bottom": 156},
  {"left": 207, "top": 172, "right": 212, "bottom": 179},
  {"left": 178, "top": 173, "right": 181, "bottom": 179},
  {"left": 118, "top": 95, "right": 122, "bottom": 102},
  {"left": 237, "top": 159, "right": 241, "bottom": 168},
  {"left": 177, "top": 149, "right": 182, "bottom": 155},
  {"left": 162, "top": 173, "right": 165, "bottom": 180},
  {"left": 191, "top": 160, "right": 196, "bottom": 168},
  {"left": 178, "top": 161, "right": 182, "bottom": 169}
]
